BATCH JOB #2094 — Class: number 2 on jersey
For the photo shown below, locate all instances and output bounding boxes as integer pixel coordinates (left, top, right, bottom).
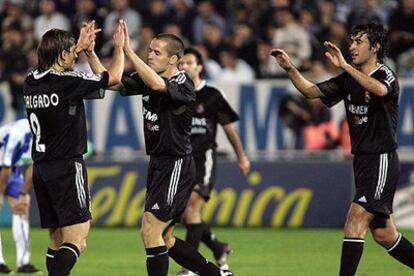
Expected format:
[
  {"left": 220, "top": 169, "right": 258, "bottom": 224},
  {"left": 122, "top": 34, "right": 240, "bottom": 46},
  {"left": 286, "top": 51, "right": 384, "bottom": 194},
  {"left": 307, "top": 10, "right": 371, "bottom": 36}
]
[{"left": 30, "top": 113, "right": 46, "bottom": 152}]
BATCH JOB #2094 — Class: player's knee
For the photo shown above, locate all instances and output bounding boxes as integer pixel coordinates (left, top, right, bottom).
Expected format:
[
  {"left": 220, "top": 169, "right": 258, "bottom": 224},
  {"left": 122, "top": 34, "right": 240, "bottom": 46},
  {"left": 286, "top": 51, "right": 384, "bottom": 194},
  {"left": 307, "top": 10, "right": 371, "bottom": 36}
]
[
  {"left": 162, "top": 232, "right": 175, "bottom": 248},
  {"left": 372, "top": 229, "right": 396, "bottom": 248},
  {"left": 140, "top": 222, "right": 154, "bottom": 242},
  {"left": 78, "top": 240, "right": 87, "bottom": 253}
]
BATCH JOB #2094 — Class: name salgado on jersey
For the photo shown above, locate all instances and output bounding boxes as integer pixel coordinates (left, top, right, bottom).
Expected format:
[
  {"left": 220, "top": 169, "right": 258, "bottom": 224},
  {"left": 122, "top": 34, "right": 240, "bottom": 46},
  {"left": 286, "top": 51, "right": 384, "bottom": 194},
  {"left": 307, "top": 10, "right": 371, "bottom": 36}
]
[
  {"left": 23, "top": 69, "right": 108, "bottom": 162},
  {"left": 318, "top": 64, "right": 399, "bottom": 154},
  {"left": 190, "top": 80, "right": 239, "bottom": 153},
  {"left": 121, "top": 71, "right": 195, "bottom": 156},
  {"left": 24, "top": 93, "right": 60, "bottom": 109}
]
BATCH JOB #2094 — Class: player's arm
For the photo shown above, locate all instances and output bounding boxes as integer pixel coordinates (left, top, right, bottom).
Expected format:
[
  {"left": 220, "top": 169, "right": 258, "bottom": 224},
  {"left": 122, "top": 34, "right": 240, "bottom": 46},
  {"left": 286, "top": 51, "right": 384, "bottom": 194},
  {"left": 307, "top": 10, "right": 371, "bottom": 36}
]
[
  {"left": 85, "top": 20, "right": 125, "bottom": 87},
  {"left": 323, "top": 41, "right": 388, "bottom": 97},
  {"left": 223, "top": 123, "right": 250, "bottom": 176},
  {"left": 270, "top": 49, "right": 324, "bottom": 99},
  {"left": 121, "top": 20, "right": 167, "bottom": 93}
]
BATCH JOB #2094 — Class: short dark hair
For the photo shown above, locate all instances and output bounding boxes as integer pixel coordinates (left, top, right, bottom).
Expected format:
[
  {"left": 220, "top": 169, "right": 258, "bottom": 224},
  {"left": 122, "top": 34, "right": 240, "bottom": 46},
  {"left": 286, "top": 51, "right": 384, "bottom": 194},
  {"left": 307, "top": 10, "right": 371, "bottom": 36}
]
[
  {"left": 350, "top": 23, "right": 388, "bottom": 63},
  {"left": 154, "top": 33, "right": 184, "bottom": 59},
  {"left": 183, "top": 48, "right": 203, "bottom": 65},
  {"left": 37, "top": 29, "right": 75, "bottom": 72}
]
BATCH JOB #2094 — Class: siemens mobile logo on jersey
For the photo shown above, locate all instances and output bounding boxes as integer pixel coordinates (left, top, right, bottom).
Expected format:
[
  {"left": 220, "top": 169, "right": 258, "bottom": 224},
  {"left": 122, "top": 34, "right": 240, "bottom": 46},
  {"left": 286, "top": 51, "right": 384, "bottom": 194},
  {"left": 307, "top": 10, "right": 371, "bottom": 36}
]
[
  {"left": 24, "top": 93, "right": 59, "bottom": 109},
  {"left": 143, "top": 107, "right": 159, "bottom": 131},
  {"left": 143, "top": 107, "right": 158, "bottom": 122},
  {"left": 348, "top": 104, "right": 368, "bottom": 115}
]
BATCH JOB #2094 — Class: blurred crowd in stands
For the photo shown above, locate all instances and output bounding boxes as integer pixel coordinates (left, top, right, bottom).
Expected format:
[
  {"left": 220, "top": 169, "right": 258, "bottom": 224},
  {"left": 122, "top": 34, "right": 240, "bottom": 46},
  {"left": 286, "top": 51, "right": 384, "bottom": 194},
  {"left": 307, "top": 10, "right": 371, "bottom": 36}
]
[{"left": 0, "top": 0, "right": 412, "bottom": 152}]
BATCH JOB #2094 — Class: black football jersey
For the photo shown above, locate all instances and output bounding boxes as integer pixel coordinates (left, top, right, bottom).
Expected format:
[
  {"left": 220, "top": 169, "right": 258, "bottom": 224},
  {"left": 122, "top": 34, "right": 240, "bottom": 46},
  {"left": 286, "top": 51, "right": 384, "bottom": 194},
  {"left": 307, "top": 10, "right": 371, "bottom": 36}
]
[
  {"left": 191, "top": 80, "right": 239, "bottom": 153},
  {"left": 24, "top": 70, "right": 108, "bottom": 162},
  {"left": 121, "top": 71, "right": 195, "bottom": 157},
  {"left": 317, "top": 64, "right": 399, "bottom": 154}
]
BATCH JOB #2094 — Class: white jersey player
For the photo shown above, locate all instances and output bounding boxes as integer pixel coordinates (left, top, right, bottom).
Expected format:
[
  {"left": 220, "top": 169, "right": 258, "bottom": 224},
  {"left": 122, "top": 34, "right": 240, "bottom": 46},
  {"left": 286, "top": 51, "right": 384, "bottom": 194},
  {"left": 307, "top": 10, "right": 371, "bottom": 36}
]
[{"left": 0, "top": 119, "right": 41, "bottom": 274}]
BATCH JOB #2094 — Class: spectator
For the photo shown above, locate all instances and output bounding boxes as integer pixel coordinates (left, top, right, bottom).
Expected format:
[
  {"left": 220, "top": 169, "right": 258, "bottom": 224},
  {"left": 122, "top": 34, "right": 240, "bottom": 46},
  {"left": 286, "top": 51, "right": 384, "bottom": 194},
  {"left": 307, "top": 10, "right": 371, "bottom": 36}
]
[
  {"left": 216, "top": 47, "right": 255, "bottom": 83},
  {"left": 347, "top": 0, "right": 385, "bottom": 31},
  {"left": 388, "top": 0, "right": 414, "bottom": 61},
  {"left": 167, "top": 0, "right": 195, "bottom": 42},
  {"left": 272, "top": 7, "right": 311, "bottom": 74},
  {"left": 163, "top": 22, "right": 191, "bottom": 47},
  {"left": 278, "top": 94, "right": 310, "bottom": 149},
  {"left": 103, "top": 0, "right": 141, "bottom": 39},
  {"left": 143, "top": 0, "right": 169, "bottom": 34},
  {"left": 228, "top": 23, "right": 259, "bottom": 75},
  {"left": 302, "top": 99, "right": 339, "bottom": 150},
  {"left": 2, "top": 0, "right": 33, "bottom": 37},
  {"left": 0, "top": 22, "right": 29, "bottom": 117},
  {"left": 33, "top": 0, "right": 70, "bottom": 41},
  {"left": 72, "top": 0, "right": 105, "bottom": 52},
  {"left": 193, "top": 0, "right": 226, "bottom": 44},
  {"left": 202, "top": 21, "right": 226, "bottom": 62},
  {"left": 193, "top": 44, "right": 223, "bottom": 80}
]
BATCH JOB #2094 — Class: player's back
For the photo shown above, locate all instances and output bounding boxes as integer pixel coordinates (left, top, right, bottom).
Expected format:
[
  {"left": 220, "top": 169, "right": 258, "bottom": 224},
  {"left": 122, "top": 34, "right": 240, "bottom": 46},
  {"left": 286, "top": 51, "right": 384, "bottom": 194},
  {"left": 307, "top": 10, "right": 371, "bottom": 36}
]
[{"left": 23, "top": 70, "right": 92, "bottom": 162}]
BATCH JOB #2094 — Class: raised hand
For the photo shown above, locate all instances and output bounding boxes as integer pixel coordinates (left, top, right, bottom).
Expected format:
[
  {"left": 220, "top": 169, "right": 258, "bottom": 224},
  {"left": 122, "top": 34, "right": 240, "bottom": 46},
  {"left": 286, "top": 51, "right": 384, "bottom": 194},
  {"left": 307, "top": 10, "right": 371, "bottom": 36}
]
[
  {"left": 324, "top": 41, "right": 347, "bottom": 69},
  {"left": 113, "top": 19, "right": 125, "bottom": 48},
  {"left": 78, "top": 20, "right": 101, "bottom": 52},
  {"left": 120, "top": 19, "right": 131, "bottom": 52},
  {"left": 270, "top": 48, "right": 295, "bottom": 71}
]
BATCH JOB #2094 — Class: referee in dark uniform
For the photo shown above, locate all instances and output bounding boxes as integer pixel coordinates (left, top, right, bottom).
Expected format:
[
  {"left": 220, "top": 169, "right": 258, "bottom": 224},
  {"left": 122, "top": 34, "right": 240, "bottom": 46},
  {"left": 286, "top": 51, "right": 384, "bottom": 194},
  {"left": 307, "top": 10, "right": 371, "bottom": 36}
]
[
  {"left": 176, "top": 48, "right": 250, "bottom": 276},
  {"left": 23, "top": 21, "right": 125, "bottom": 276},
  {"left": 106, "top": 22, "right": 231, "bottom": 276},
  {"left": 271, "top": 22, "right": 414, "bottom": 275}
]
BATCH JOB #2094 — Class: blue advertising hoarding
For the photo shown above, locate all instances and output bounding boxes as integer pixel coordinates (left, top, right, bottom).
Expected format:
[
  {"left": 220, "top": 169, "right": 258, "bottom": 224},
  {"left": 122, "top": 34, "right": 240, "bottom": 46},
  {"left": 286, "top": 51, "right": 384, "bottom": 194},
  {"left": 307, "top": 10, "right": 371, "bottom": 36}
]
[{"left": 21, "top": 160, "right": 353, "bottom": 228}]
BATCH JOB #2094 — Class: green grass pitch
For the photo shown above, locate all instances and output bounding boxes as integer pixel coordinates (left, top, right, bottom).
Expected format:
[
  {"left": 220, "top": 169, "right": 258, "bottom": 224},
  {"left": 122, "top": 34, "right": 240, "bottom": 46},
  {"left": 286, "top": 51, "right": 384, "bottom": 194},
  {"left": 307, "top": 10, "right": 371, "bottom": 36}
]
[{"left": 1, "top": 227, "right": 413, "bottom": 275}]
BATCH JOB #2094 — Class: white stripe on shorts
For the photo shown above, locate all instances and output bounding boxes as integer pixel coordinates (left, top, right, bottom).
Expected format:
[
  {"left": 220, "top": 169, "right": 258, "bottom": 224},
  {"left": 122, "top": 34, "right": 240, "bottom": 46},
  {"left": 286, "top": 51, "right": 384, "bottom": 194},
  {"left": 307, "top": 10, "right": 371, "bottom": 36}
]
[
  {"left": 75, "top": 162, "right": 86, "bottom": 208},
  {"left": 167, "top": 158, "right": 183, "bottom": 205},
  {"left": 374, "top": 153, "right": 388, "bottom": 200},
  {"left": 203, "top": 149, "right": 213, "bottom": 186}
]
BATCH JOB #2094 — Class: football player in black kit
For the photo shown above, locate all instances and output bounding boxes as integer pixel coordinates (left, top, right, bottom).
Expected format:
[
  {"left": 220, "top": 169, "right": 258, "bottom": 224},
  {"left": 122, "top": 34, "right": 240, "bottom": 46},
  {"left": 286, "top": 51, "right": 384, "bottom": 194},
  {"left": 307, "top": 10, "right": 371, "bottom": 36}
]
[
  {"left": 102, "top": 21, "right": 232, "bottom": 276},
  {"left": 271, "top": 22, "right": 414, "bottom": 275},
  {"left": 23, "top": 20, "right": 125, "bottom": 276},
  {"left": 175, "top": 48, "right": 250, "bottom": 276}
]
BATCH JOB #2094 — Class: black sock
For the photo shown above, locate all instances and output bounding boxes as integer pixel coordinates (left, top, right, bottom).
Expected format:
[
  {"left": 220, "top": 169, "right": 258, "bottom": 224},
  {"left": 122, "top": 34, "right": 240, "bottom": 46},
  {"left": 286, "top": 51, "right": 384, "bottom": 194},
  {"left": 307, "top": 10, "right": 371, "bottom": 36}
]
[
  {"left": 49, "top": 243, "right": 80, "bottom": 276},
  {"left": 145, "top": 246, "right": 168, "bottom": 276},
  {"left": 185, "top": 223, "right": 205, "bottom": 249},
  {"left": 388, "top": 234, "right": 414, "bottom": 269},
  {"left": 169, "top": 237, "right": 221, "bottom": 276},
  {"left": 339, "top": 238, "right": 364, "bottom": 276},
  {"left": 46, "top": 247, "right": 57, "bottom": 273},
  {"left": 200, "top": 222, "right": 223, "bottom": 258}
]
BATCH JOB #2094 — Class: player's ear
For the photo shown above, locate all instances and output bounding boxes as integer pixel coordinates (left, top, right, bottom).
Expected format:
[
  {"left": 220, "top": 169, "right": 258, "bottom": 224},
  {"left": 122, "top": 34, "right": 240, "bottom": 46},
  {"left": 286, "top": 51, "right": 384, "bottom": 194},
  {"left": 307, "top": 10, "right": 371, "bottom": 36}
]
[
  {"left": 169, "top": 55, "right": 178, "bottom": 65},
  {"left": 373, "top": 42, "right": 380, "bottom": 54}
]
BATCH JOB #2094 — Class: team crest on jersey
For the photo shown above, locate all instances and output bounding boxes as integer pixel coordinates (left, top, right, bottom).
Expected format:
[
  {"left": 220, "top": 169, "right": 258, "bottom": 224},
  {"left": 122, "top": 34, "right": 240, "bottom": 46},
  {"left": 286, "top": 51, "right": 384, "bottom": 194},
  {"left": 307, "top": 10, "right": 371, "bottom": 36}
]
[
  {"left": 196, "top": 104, "right": 204, "bottom": 114},
  {"left": 347, "top": 94, "right": 351, "bottom": 101},
  {"left": 143, "top": 96, "right": 149, "bottom": 102}
]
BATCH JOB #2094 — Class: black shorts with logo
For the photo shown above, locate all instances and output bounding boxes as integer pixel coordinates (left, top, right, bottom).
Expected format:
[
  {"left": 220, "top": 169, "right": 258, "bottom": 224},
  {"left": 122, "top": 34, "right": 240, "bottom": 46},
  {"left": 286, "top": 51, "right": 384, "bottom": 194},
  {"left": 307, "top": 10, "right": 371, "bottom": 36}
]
[
  {"left": 33, "top": 157, "right": 91, "bottom": 228},
  {"left": 353, "top": 151, "right": 400, "bottom": 218},
  {"left": 193, "top": 149, "right": 216, "bottom": 201},
  {"left": 145, "top": 155, "right": 195, "bottom": 222}
]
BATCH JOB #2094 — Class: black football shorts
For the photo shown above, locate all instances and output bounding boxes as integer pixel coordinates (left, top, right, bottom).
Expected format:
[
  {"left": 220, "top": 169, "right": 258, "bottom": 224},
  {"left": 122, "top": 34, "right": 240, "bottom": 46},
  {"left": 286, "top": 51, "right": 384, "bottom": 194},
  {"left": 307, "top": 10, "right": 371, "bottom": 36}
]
[
  {"left": 33, "top": 157, "right": 91, "bottom": 228},
  {"left": 193, "top": 149, "right": 216, "bottom": 201},
  {"left": 145, "top": 155, "right": 195, "bottom": 222},
  {"left": 353, "top": 151, "right": 399, "bottom": 218}
]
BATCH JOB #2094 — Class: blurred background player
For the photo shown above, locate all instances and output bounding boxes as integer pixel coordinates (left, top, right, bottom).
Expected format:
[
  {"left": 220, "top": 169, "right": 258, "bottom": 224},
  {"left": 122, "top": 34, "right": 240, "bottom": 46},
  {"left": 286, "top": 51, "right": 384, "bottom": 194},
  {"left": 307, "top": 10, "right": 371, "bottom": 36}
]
[
  {"left": 0, "top": 119, "right": 41, "bottom": 274},
  {"left": 176, "top": 48, "right": 250, "bottom": 276}
]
